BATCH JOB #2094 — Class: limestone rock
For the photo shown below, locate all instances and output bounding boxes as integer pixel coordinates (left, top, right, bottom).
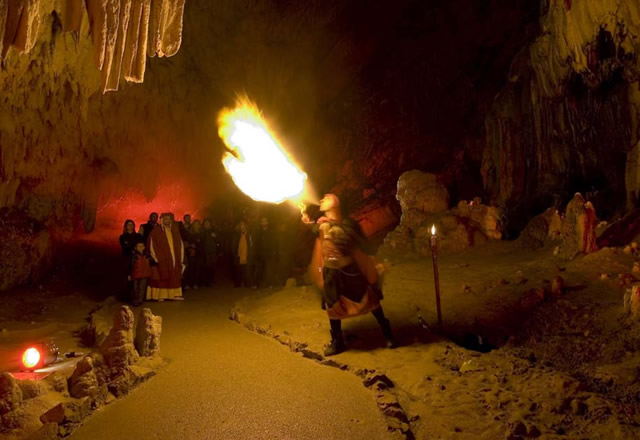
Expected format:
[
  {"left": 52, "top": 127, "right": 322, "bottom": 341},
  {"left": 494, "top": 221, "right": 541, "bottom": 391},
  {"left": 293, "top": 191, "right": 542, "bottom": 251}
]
[
  {"left": 397, "top": 170, "right": 449, "bottom": 228},
  {"left": 100, "top": 305, "right": 139, "bottom": 369},
  {"left": 81, "top": 296, "right": 120, "bottom": 347},
  {"left": 0, "top": 372, "right": 22, "bottom": 415},
  {"left": 0, "top": 408, "right": 24, "bottom": 432},
  {"left": 68, "top": 356, "right": 99, "bottom": 398},
  {"left": 558, "top": 194, "right": 598, "bottom": 259},
  {"left": 24, "top": 422, "right": 58, "bottom": 440},
  {"left": 17, "top": 378, "right": 47, "bottom": 400},
  {"left": 135, "top": 308, "right": 162, "bottom": 357},
  {"left": 39, "top": 398, "right": 92, "bottom": 425}
]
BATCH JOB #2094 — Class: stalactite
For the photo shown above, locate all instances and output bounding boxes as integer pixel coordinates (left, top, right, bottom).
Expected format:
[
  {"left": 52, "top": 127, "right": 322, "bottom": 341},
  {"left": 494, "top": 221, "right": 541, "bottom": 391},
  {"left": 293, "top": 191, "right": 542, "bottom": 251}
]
[
  {"left": 0, "top": 1, "right": 7, "bottom": 58},
  {"left": 60, "top": 0, "right": 83, "bottom": 32},
  {"left": 147, "top": 0, "right": 185, "bottom": 58},
  {"left": 12, "top": 0, "right": 39, "bottom": 53},
  {"left": 104, "top": 0, "right": 131, "bottom": 92},
  {"left": 123, "top": 0, "right": 151, "bottom": 83},
  {"left": 0, "top": 0, "right": 185, "bottom": 91},
  {"left": 158, "top": 0, "right": 184, "bottom": 57},
  {"left": 86, "top": 0, "right": 108, "bottom": 70}
]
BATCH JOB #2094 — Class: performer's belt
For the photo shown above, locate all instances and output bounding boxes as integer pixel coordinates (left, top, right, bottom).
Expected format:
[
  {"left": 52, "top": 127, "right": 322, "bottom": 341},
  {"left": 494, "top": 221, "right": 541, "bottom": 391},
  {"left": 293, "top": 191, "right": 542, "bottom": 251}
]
[{"left": 323, "top": 255, "right": 354, "bottom": 269}]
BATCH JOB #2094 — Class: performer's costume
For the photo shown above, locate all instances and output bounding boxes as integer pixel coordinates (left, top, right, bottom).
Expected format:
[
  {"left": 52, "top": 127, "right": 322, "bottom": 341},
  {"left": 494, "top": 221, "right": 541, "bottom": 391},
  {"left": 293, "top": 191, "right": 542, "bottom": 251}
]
[{"left": 308, "top": 216, "right": 395, "bottom": 355}]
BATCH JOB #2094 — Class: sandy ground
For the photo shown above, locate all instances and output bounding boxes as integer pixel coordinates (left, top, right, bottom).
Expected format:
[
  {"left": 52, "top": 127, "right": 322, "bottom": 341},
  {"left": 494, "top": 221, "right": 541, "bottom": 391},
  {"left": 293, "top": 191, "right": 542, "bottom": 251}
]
[{"left": 231, "top": 241, "right": 640, "bottom": 439}]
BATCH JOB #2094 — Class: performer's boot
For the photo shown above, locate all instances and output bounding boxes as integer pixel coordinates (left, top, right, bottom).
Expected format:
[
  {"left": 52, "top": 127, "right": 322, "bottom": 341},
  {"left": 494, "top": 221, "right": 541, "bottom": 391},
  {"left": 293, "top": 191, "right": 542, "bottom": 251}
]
[
  {"left": 324, "top": 329, "right": 345, "bottom": 356},
  {"left": 379, "top": 318, "right": 398, "bottom": 349}
]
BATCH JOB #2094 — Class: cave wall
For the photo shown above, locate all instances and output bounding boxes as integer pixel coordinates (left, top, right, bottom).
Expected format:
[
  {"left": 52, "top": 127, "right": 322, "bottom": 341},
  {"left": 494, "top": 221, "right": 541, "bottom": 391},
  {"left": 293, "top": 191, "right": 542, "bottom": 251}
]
[
  {"left": 482, "top": 0, "right": 640, "bottom": 231},
  {"left": 7, "top": 0, "right": 639, "bottom": 290}
]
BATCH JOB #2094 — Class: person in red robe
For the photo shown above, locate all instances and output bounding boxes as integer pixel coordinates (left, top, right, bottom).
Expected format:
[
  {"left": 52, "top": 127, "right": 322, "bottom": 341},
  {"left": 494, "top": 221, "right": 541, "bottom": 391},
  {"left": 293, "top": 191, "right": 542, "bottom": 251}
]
[
  {"left": 147, "top": 212, "right": 185, "bottom": 301},
  {"left": 302, "top": 194, "right": 396, "bottom": 356}
]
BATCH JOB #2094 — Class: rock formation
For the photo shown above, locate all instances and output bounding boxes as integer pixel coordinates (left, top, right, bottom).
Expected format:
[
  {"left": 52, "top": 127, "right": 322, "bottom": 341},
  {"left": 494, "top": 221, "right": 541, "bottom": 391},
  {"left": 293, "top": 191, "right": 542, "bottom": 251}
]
[
  {"left": 381, "top": 170, "right": 503, "bottom": 256},
  {"left": 135, "top": 307, "right": 162, "bottom": 357},
  {"left": 100, "top": 305, "right": 139, "bottom": 369},
  {"left": 483, "top": 0, "right": 640, "bottom": 228},
  {"left": 0, "top": 372, "right": 24, "bottom": 432},
  {"left": 68, "top": 356, "right": 100, "bottom": 399}
]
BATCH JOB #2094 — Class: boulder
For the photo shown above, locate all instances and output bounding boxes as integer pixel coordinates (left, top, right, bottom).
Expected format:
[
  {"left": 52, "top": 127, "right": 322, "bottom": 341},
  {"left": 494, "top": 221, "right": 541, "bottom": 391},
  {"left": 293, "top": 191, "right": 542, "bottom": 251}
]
[
  {"left": 396, "top": 170, "right": 449, "bottom": 228},
  {"left": 68, "top": 356, "right": 99, "bottom": 398},
  {"left": 135, "top": 308, "right": 162, "bottom": 357},
  {"left": 18, "top": 379, "right": 47, "bottom": 400},
  {"left": 100, "top": 306, "right": 139, "bottom": 370},
  {"left": 24, "top": 422, "right": 58, "bottom": 440},
  {"left": 0, "top": 372, "right": 22, "bottom": 415},
  {"left": 39, "top": 398, "right": 92, "bottom": 425}
]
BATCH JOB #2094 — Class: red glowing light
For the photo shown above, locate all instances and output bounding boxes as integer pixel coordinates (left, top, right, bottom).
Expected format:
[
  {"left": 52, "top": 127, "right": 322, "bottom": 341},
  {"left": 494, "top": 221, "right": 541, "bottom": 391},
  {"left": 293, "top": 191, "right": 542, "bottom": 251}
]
[{"left": 22, "top": 347, "right": 41, "bottom": 369}]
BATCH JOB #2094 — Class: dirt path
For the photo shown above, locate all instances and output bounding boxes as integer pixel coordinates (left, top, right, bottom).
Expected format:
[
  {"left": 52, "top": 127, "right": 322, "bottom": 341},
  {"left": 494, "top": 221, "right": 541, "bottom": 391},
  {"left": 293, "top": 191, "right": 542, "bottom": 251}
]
[{"left": 69, "top": 287, "right": 392, "bottom": 440}]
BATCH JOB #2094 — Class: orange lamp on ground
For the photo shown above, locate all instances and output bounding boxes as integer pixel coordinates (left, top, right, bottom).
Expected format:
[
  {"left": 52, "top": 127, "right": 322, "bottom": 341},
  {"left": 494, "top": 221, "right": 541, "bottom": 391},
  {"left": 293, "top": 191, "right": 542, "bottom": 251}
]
[{"left": 20, "top": 342, "right": 58, "bottom": 371}]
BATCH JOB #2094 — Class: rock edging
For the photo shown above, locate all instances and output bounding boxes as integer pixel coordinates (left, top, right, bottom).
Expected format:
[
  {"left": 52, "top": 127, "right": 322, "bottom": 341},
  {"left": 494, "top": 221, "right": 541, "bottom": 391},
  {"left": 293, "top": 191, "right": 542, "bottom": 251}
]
[{"left": 230, "top": 308, "right": 415, "bottom": 439}]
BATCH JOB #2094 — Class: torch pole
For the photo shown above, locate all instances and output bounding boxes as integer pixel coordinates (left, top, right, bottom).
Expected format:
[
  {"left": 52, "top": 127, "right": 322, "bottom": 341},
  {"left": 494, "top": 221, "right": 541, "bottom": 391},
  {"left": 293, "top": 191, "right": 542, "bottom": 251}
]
[{"left": 430, "top": 232, "right": 442, "bottom": 328}]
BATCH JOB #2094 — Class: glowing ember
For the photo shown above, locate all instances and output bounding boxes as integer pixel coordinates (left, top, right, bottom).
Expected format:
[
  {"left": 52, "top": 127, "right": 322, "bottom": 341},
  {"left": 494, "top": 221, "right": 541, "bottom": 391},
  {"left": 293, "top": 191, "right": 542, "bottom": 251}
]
[
  {"left": 22, "top": 347, "right": 41, "bottom": 369},
  {"left": 218, "top": 97, "right": 307, "bottom": 204}
]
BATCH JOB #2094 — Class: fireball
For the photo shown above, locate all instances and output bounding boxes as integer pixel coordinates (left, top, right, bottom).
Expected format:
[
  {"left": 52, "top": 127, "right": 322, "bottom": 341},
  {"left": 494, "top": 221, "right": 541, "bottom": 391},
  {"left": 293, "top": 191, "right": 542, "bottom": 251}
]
[{"left": 218, "top": 97, "right": 307, "bottom": 204}]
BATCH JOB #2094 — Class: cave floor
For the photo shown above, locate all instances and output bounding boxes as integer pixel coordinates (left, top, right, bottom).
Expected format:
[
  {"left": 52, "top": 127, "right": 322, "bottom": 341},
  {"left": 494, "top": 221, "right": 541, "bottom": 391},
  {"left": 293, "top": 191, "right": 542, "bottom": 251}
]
[
  {"left": 65, "top": 286, "right": 393, "bottom": 440},
  {"left": 2, "top": 241, "right": 640, "bottom": 439},
  {"left": 231, "top": 242, "right": 640, "bottom": 439}
]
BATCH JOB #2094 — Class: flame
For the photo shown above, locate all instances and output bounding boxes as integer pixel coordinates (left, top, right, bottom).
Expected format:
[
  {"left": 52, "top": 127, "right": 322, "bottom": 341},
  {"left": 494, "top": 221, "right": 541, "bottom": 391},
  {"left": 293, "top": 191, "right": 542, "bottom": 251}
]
[
  {"left": 431, "top": 224, "right": 436, "bottom": 235},
  {"left": 218, "top": 97, "right": 307, "bottom": 204}
]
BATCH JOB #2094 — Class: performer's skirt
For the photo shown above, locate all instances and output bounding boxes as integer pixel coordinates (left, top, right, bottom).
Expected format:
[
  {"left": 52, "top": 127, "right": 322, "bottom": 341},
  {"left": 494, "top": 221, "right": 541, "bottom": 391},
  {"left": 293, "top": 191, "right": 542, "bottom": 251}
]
[{"left": 323, "top": 263, "right": 381, "bottom": 320}]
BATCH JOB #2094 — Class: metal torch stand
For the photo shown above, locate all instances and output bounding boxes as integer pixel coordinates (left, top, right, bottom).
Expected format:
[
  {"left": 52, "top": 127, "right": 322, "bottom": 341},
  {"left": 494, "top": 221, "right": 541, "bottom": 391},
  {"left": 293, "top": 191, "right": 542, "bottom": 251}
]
[{"left": 430, "top": 235, "right": 443, "bottom": 328}]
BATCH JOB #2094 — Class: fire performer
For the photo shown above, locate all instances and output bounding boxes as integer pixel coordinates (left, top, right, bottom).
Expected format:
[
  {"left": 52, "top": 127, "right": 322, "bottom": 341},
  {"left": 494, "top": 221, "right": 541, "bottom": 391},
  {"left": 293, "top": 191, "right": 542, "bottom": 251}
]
[
  {"left": 147, "top": 212, "right": 185, "bottom": 301},
  {"left": 302, "top": 194, "right": 396, "bottom": 356}
]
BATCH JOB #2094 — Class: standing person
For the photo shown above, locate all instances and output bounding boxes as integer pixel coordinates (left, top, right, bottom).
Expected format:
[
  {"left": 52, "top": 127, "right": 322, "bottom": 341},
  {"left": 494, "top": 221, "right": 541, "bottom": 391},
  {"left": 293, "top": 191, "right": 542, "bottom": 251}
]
[
  {"left": 119, "top": 219, "right": 141, "bottom": 257},
  {"left": 130, "top": 239, "right": 152, "bottom": 306},
  {"left": 147, "top": 212, "right": 185, "bottom": 301},
  {"left": 138, "top": 212, "right": 159, "bottom": 244},
  {"left": 180, "top": 214, "right": 193, "bottom": 240},
  {"left": 202, "top": 218, "right": 219, "bottom": 287},
  {"left": 119, "top": 219, "right": 141, "bottom": 300},
  {"left": 302, "top": 194, "right": 396, "bottom": 356},
  {"left": 254, "top": 217, "right": 277, "bottom": 288},
  {"left": 187, "top": 220, "right": 205, "bottom": 288},
  {"left": 232, "top": 221, "right": 254, "bottom": 288},
  {"left": 276, "top": 221, "right": 294, "bottom": 285}
]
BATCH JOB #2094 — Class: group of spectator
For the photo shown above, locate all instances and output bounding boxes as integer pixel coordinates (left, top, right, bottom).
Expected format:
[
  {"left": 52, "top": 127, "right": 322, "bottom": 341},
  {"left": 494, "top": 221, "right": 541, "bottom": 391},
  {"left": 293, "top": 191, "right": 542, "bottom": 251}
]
[
  {"left": 231, "top": 216, "right": 294, "bottom": 289},
  {"left": 118, "top": 210, "right": 297, "bottom": 305}
]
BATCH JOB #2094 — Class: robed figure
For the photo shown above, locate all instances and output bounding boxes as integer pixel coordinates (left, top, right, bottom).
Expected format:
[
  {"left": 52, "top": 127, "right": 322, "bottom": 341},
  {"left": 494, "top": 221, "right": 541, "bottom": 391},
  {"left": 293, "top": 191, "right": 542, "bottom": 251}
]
[{"left": 147, "top": 212, "right": 185, "bottom": 301}]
